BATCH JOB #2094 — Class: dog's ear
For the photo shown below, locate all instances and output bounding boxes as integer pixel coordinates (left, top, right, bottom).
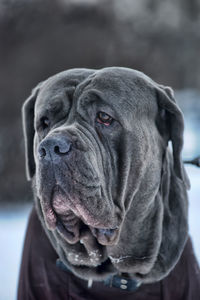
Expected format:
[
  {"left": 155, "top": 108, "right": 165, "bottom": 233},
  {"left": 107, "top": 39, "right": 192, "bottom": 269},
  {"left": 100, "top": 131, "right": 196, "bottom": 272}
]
[
  {"left": 155, "top": 84, "right": 190, "bottom": 189},
  {"left": 22, "top": 82, "right": 44, "bottom": 181}
]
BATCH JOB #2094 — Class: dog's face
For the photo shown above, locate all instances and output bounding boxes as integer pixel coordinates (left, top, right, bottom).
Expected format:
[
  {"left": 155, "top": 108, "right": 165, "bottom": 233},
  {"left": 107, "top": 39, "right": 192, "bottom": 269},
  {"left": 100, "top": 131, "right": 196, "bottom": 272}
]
[
  {"left": 23, "top": 67, "right": 189, "bottom": 282},
  {"left": 34, "top": 69, "right": 163, "bottom": 244}
]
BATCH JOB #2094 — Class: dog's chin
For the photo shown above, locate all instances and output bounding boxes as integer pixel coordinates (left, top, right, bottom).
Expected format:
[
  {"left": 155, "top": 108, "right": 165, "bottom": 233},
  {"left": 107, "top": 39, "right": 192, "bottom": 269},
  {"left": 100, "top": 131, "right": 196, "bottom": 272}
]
[{"left": 41, "top": 184, "right": 120, "bottom": 246}]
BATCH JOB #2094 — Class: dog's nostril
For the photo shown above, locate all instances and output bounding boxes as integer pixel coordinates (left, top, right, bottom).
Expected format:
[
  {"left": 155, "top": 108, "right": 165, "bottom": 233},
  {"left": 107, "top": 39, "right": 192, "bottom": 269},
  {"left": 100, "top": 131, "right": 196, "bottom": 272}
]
[
  {"left": 38, "top": 137, "right": 72, "bottom": 159},
  {"left": 39, "top": 147, "right": 46, "bottom": 158},
  {"left": 54, "top": 143, "right": 71, "bottom": 155},
  {"left": 54, "top": 146, "right": 60, "bottom": 154}
]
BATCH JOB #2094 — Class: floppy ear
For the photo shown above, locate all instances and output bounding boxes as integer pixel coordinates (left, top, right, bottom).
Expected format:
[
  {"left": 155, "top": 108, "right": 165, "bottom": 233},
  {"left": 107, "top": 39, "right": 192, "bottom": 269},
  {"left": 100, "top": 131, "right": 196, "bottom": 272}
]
[
  {"left": 22, "top": 82, "right": 44, "bottom": 181},
  {"left": 155, "top": 84, "right": 190, "bottom": 189}
]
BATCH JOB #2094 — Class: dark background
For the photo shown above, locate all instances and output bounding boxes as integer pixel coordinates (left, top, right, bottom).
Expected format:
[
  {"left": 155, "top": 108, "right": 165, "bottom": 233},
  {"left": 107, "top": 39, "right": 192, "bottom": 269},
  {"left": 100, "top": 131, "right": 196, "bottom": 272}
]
[{"left": 0, "top": 0, "right": 200, "bottom": 203}]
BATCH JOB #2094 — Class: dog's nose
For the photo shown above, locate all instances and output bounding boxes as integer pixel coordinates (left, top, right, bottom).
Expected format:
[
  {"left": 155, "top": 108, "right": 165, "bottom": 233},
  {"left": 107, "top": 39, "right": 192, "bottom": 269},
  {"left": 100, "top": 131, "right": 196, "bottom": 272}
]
[{"left": 38, "top": 136, "right": 72, "bottom": 160}]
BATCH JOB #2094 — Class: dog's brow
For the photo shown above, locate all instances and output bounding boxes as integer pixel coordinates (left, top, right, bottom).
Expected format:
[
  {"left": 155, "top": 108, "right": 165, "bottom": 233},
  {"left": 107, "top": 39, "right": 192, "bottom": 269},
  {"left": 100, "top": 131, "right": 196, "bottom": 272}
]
[
  {"left": 78, "top": 91, "right": 120, "bottom": 121},
  {"left": 81, "top": 89, "right": 117, "bottom": 110},
  {"left": 49, "top": 98, "right": 64, "bottom": 112}
]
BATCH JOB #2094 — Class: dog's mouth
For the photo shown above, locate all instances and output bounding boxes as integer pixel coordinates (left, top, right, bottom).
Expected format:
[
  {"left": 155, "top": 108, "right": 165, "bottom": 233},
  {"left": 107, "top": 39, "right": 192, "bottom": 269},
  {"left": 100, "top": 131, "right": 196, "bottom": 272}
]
[
  {"left": 56, "top": 216, "right": 119, "bottom": 246},
  {"left": 42, "top": 185, "right": 120, "bottom": 246}
]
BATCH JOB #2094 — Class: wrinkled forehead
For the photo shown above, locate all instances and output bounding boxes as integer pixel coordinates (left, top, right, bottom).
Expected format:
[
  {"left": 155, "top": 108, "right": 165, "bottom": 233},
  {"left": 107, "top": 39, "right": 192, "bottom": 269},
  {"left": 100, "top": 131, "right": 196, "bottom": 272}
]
[
  {"left": 35, "top": 68, "right": 95, "bottom": 112},
  {"left": 75, "top": 67, "right": 157, "bottom": 116},
  {"left": 34, "top": 67, "right": 158, "bottom": 122}
]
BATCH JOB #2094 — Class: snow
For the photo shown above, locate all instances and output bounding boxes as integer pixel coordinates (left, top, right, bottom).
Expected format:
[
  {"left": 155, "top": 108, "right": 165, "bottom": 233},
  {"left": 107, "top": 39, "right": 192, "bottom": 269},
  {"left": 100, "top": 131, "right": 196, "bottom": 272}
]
[
  {"left": 0, "top": 204, "right": 32, "bottom": 300},
  {"left": 187, "top": 166, "right": 200, "bottom": 261}
]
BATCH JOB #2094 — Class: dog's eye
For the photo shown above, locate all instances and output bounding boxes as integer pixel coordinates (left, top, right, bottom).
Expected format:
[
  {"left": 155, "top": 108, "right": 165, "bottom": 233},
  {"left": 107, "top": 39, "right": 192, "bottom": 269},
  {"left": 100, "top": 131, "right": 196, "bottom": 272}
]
[
  {"left": 96, "top": 112, "right": 113, "bottom": 126},
  {"left": 40, "top": 116, "right": 50, "bottom": 130}
]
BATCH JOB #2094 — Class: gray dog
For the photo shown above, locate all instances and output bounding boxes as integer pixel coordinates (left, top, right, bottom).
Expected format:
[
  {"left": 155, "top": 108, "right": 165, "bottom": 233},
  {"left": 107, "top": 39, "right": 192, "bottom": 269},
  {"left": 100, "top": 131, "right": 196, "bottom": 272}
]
[{"left": 18, "top": 67, "right": 200, "bottom": 299}]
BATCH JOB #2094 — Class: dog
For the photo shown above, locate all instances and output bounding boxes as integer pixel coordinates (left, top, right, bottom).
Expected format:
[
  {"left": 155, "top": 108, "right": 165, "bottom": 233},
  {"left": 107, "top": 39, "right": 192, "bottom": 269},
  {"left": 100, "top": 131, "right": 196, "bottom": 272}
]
[{"left": 18, "top": 67, "right": 200, "bottom": 299}]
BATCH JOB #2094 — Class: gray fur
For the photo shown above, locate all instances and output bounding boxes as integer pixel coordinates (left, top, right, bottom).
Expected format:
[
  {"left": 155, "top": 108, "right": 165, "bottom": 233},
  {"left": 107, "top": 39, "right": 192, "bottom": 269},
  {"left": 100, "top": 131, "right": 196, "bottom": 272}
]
[{"left": 22, "top": 67, "right": 189, "bottom": 283}]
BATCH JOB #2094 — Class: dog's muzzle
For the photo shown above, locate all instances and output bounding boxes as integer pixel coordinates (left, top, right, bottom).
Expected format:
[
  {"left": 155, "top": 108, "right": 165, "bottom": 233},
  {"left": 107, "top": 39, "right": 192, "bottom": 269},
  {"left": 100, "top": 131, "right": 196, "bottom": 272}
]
[
  {"left": 36, "top": 134, "right": 120, "bottom": 246},
  {"left": 38, "top": 135, "right": 72, "bottom": 161}
]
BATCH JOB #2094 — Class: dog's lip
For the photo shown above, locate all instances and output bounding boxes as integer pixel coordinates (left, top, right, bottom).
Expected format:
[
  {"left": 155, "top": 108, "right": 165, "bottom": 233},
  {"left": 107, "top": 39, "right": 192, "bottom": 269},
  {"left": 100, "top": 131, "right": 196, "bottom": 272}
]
[
  {"left": 56, "top": 219, "right": 81, "bottom": 244},
  {"left": 70, "top": 205, "right": 120, "bottom": 245},
  {"left": 55, "top": 209, "right": 120, "bottom": 245},
  {"left": 51, "top": 185, "right": 121, "bottom": 245},
  {"left": 56, "top": 216, "right": 120, "bottom": 246},
  {"left": 90, "top": 227, "right": 120, "bottom": 245}
]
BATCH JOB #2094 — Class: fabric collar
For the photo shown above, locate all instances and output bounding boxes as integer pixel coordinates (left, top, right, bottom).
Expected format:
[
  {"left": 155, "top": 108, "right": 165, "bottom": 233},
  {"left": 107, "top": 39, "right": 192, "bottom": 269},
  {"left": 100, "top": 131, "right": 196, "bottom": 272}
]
[{"left": 56, "top": 259, "right": 141, "bottom": 292}]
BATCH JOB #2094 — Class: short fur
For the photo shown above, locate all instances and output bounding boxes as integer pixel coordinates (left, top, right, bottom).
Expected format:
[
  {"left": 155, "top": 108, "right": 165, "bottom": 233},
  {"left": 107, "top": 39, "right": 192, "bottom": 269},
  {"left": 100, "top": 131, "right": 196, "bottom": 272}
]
[{"left": 22, "top": 67, "right": 189, "bottom": 283}]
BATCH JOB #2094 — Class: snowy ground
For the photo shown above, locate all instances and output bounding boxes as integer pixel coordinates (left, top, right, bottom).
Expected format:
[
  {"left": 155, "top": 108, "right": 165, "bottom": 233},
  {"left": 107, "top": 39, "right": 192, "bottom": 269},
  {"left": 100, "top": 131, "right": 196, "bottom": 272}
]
[
  {"left": 0, "top": 204, "right": 32, "bottom": 300},
  {"left": 0, "top": 165, "right": 199, "bottom": 300}
]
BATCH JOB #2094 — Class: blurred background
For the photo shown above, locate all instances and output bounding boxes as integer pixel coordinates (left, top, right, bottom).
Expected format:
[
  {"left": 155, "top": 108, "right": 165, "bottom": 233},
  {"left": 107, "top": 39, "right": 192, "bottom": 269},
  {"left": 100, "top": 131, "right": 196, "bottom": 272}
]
[{"left": 0, "top": 0, "right": 199, "bottom": 299}]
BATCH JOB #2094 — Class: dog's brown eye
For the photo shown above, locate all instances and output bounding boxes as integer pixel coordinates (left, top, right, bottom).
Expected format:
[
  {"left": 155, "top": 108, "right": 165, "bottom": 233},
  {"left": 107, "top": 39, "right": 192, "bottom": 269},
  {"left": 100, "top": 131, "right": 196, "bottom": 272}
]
[
  {"left": 41, "top": 117, "right": 50, "bottom": 129},
  {"left": 96, "top": 112, "right": 113, "bottom": 126}
]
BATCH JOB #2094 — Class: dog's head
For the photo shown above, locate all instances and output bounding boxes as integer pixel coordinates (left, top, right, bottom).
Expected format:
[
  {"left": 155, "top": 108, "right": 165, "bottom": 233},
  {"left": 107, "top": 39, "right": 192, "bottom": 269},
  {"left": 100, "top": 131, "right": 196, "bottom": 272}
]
[{"left": 22, "top": 67, "right": 189, "bottom": 282}]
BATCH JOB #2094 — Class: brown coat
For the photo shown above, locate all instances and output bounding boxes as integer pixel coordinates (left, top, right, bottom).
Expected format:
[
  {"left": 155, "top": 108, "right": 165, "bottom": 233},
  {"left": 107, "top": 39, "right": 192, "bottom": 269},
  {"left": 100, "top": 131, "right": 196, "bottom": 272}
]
[{"left": 18, "top": 207, "right": 200, "bottom": 300}]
